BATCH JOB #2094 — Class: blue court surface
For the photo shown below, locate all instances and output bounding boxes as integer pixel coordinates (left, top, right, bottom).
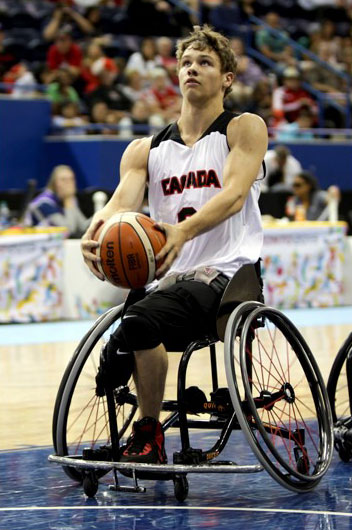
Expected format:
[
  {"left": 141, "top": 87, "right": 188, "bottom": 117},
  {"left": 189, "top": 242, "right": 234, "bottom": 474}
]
[
  {"left": 2, "top": 433, "right": 352, "bottom": 530},
  {"left": 1, "top": 306, "right": 352, "bottom": 530}
]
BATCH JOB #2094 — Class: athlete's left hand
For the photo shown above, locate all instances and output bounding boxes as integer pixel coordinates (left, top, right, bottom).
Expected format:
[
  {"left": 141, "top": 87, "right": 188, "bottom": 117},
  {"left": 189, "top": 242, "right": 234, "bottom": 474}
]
[{"left": 154, "top": 222, "right": 188, "bottom": 278}]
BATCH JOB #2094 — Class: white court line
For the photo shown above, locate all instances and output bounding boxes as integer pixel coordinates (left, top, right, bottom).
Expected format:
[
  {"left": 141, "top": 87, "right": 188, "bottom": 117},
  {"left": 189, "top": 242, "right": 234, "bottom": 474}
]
[{"left": 0, "top": 506, "right": 351, "bottom": 518}]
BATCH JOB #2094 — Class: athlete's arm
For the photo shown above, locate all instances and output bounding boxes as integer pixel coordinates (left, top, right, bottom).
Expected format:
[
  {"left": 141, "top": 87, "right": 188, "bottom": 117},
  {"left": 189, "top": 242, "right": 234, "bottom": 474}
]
[
  {"left": 156, "top": 113, "right": 268, "bottom": 277},
  {"left": 81, "top": 137, "right": 151, "bottom": 279}
]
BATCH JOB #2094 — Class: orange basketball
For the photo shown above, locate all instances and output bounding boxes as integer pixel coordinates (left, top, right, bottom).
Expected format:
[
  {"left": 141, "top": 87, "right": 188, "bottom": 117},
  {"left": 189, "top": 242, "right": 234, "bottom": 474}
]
[{"left": 94, "top": 212, "right": 166, "bottom": 289}]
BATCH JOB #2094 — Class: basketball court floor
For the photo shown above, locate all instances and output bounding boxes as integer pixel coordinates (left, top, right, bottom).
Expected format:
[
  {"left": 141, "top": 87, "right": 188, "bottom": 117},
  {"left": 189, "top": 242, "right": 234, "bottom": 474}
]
[{"left": 1, "top": 305, "right": 352, "bottom": 530}]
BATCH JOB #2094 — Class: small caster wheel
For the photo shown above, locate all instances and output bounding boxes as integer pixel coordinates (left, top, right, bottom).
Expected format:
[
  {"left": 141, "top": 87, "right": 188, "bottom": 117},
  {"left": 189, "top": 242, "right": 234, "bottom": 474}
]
[
  {"left": 174, "top": 475, "right": 189, "bottom": 502},
  {"left": 338, "top": 446, "right": 352, "bottom": 463},
  {"left": 296, "top": 455, "right": 310, "bottom": 475},
  {"left": 83, "top": 472, "right": 99, "bottom": 498}
]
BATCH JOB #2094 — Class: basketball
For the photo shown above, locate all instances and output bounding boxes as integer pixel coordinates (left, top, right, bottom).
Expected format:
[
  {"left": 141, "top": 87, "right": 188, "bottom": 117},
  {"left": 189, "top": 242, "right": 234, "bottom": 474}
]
[{"left": 94, "top": 212, "right": 166, "bottom": 289}]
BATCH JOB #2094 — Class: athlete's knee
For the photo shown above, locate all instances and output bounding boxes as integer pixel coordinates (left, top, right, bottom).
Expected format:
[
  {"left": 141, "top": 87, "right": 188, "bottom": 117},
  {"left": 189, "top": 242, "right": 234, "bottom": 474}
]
[{"left": 119, "top": 310, "right": 161, "bottom": 351}]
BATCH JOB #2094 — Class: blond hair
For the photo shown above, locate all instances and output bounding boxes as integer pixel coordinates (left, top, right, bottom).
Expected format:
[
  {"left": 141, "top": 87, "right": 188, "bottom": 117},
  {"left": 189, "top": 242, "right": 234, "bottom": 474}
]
[
  {"left": 176, "top": 25, "right": 237, "bottom": 97},
  {"left": 47, "top": 165, "right": 74, "bottom": 193}
]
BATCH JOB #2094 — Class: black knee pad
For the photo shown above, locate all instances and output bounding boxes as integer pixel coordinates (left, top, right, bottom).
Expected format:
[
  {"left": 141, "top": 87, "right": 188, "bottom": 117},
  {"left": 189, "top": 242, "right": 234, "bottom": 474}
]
[
  {"left": 119, "top": 310, "right": 161, "bottom": 351},
  {"left": 95, "top": 327, "right": 134, "bottom": 396}
]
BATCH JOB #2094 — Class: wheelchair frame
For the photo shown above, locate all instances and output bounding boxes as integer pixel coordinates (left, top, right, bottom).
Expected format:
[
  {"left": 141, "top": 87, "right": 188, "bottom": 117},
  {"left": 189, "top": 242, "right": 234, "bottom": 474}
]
[
  {"left": 49, "top": 300, "right": 334, "bottom": 500},
  {"left": 327, "top": 332, "right": 352, "bottom": 463}
]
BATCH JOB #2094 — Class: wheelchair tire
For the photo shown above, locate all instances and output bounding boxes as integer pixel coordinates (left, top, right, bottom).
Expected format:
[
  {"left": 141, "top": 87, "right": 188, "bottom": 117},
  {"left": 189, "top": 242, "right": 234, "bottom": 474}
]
[
  {"left": 327, "top": 333, "right": 352, "bottom": 424},
  {"left": 225, "top": 302, "right": 333, "bottom": 493},
  {"left": 53, "top": 304, "right": 138, "bottom": 482}
]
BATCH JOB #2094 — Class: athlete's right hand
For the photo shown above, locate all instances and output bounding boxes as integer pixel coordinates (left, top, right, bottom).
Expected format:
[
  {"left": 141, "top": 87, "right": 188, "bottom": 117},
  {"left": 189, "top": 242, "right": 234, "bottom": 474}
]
[{"left": 80, "top": 219, "right": 105, "bottom": 281}]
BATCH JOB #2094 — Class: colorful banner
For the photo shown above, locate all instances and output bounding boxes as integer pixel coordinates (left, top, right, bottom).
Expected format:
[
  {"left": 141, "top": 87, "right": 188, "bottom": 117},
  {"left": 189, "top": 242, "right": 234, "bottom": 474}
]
[
  {"left": 262, "top": 222, "right": 347, "bottom": 308},
  {"left": 0, "top": 229, "right": 65, "bottom": 322}
]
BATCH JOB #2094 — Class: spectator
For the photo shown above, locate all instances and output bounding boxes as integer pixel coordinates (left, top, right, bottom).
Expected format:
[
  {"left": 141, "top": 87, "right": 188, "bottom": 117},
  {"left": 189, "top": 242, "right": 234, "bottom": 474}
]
[
  {"left": 47, "top": 67, "right": 81, "bottom": 113},
  {"left": 118, "top": 68, "right": 145, "bottom": 104},
  {"left": 81, "top": 41, "right": 119, "bottom": 94},
  {"left": 27, "top": 165, "right": 89, "bottom": 237},
  {"left": 263, "top": 145, "right": 302, "bottom": 191},
  {"left": 43, "top": 3, "right": 97, "bottom": 42},
  {"left": 142, "top": 67, "right": 180, "bottom": 120},
  {"left": 156, "top": 36, "right": 178, "bottom": 86},
  {"left": 125, "top": 37, "right": 162, "bottom": 85},
  {"left": 243, "top": 77, "right": 273, "bottom": 127},
  {"left": 118, "top": 100, "right": 163, "bottom": 138},
  {"left": 275, "top": 108, "right": 316, "bottom": 142},
  {"left": 47, "top": 30, "right": 83, "bottom": 79},
  {"left": 285, "top": 171, "right": 340, "bottom": 221},
  {"left": 310, "top": 20, "right": 342, "bottom": 65},
  {"left": 226, "top": 37, "right": 266, "bottom": 110},
  {"left": 51, "top": 101, "right": 87, "bottom": 135},
  {"left": 88, "top": 100, "right": 118, "bottom": 135},
  {"left": 255, "top": 12, "right": 293, "bottom": 69},
  {"left": 272, "top": 66, "right": 317, "bottom": 126},
  {"left": 3, "top": 63, "right": 37, "bottom": 98},
  {"left": 85, "top": 57, "right": 131, "bottom": 116}
]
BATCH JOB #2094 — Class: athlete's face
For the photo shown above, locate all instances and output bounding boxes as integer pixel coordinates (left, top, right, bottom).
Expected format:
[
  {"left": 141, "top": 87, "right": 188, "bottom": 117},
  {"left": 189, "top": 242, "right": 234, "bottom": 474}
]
[{"left": 178, "top": 46, "right": 233, "bottom": 102}]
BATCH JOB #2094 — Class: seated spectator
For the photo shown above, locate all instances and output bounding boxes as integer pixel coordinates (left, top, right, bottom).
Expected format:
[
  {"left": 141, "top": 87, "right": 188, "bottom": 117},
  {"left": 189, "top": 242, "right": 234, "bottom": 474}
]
[
  {"left": 241, "top": 77, "right": 273, "bottom": 127},
  {"left": 88, "top": 101, "right": 120, "bottom": 135},
  {"left": 43, "top": 3, "right": 97, "bottom": 42},
  {"left": 3, "top": 63, "right": 37, "bottom": 98},
  {"left": 47, "top": 30, "right": 83, "bottom": 80},
  {"left": 272, "top": 67, "right": 317, "bottom": 127},
  {"left": 125, "top": 37, "right": 162, "bottom": 86},
  {"left": 27, "top": 165, "right": 89, "bottom": 238},
  {"left": 255, "top": 12, "right": 294, "bottom": 70},
  {"left": 156, "top": 36, "right": 178, "bottom": 86},
  {"left": 142, "top": 67, "right": 180, "bottom": 120},
  {"left": 285, "top": 171, "right": 340, "bottom": 221},
  {"left": 275, "top": 108, "right": 316, "bottom": 142},
  {"left": 85, "top": 58, "right": 131, "bottom": 116},
  {"left": 51, "top": 101, "right": 87, "bottom": 135},
  {"left": 263, "top": 145, "right": 302, "bottom": 191},
  {"left": 226, "top": 37, "right": 266, "bottom": 111},
  {"left": 118, "top": 100, "right": 162, "bottom": 138},
  {"left": 81, "top": 41, "right": 119, "bottom": 95},
  {"left": 309, "top": 20, "right": 342, "bottom": 66},
  {"left": 118, "top": 68, "right": 145, "bottom": 104},
  {"left": 47, "top": 67, "right": 81, "bottom": 114}
]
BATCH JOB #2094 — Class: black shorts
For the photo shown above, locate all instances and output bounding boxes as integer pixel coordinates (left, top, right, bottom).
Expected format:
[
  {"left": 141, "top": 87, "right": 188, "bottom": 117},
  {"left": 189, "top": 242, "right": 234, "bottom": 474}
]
[{"left": 122, "top": 280, "right": 226, "bottom": 352}]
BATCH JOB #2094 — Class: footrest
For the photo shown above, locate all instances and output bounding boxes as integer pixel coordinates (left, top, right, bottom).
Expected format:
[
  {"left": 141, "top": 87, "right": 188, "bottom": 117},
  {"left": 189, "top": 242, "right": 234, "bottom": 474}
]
[{"left": 48, "top": 454, "right": 263, "bottom": 474}]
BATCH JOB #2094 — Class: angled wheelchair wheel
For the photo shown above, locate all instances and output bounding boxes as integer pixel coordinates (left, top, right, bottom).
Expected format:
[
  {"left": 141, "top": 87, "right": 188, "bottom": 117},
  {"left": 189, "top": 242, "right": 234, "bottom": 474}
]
[
  {"left": 327, "top": 333, "right": 352, "bottom": 424},
  {"left": 327, "top": 333, "right": 352, "bottom": 462},
  {"left": 53, "top": 303, "right": 138, "bottom": 482},
  {"left": 225, "top": 303, "right": 333, "bottom": 493}
]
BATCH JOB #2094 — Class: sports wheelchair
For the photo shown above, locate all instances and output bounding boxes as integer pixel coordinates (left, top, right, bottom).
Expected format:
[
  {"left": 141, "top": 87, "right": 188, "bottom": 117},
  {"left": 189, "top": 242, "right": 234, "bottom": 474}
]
[
  {"left": 327, "top": 332, "right": 352, "bottom": 463},
  {"left": 49, "top": 264, "right": 334, "bottom": 500}
]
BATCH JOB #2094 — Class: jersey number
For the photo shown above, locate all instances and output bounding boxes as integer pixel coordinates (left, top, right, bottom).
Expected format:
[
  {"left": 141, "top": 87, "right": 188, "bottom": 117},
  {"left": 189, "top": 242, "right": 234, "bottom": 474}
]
[{"left": 177, "top": 207, "right": 197, "bottom": 223}]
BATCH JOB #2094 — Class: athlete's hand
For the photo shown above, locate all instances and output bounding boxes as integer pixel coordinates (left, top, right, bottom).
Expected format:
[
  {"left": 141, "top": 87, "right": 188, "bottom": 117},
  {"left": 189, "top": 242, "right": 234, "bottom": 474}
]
[
  {"left": 81, "top": 219, "right": 105, "bottom": 281},
  {"left": 154, "top": 222, "right": 188, "bottom": 278}
]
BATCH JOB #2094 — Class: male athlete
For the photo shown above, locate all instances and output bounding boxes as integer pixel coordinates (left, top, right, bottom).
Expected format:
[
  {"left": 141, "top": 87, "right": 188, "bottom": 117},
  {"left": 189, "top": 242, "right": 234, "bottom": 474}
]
[{"left": 81, "top": 25, "right": 268, "bottom": 465}]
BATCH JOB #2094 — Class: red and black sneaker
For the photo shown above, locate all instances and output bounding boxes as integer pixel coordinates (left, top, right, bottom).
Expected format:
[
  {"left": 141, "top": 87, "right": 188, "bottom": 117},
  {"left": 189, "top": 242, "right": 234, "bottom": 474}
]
[{"left": 120, "top": 416, "right": 167, "bottom": 464}]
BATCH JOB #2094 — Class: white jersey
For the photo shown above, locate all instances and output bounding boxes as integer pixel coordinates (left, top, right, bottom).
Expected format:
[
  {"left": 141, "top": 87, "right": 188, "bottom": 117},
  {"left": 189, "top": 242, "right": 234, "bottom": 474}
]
[{"left": 148, "top": 111, "right": 265, "bottom": 279}]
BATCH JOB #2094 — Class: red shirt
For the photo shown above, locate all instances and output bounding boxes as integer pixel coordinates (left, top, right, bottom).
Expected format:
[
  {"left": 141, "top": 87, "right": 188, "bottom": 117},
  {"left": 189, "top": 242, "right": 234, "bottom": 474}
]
[
  {"left": 47, "top": 42, "right": 82, "bottom": 70},
  {"left": 151, "top": 86, "right": 178, "bottom": 109}
]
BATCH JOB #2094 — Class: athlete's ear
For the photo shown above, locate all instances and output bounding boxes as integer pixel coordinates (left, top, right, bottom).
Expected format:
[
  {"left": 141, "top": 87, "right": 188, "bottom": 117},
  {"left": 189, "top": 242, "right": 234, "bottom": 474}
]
[{"left": 223, "top": 72, "right": 234, "bottom": 90}]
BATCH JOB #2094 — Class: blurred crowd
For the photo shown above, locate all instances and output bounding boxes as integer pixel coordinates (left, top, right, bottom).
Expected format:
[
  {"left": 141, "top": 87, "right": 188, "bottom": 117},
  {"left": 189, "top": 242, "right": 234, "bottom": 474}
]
[{"left": 0, "top": 0, "right": 352, "bottom": 137}]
